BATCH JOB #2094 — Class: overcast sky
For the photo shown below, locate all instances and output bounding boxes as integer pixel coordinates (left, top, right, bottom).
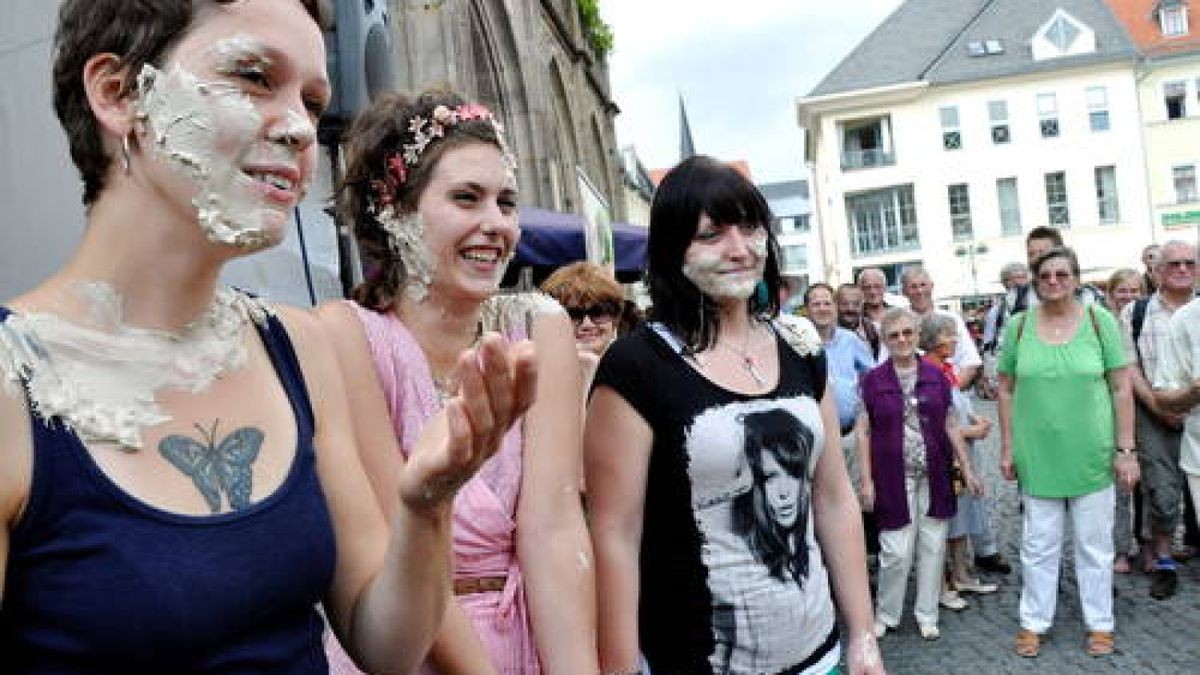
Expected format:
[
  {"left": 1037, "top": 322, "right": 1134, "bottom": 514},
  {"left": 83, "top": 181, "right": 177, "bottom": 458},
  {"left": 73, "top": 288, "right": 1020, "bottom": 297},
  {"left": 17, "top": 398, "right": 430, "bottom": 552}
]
[{"left": 599, "top": 0, "right": 905, "bottom": 185}]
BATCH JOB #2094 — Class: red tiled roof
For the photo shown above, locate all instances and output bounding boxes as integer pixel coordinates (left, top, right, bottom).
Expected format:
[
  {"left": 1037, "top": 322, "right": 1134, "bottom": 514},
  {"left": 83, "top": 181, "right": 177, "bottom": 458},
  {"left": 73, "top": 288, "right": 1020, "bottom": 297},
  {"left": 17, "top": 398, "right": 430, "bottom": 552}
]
[
  {"left": 648, "top": 159, "right": 753, "bottom": 187},
  {"left": 1105, "top": 0, "right": 1200, "bottom": 57}
]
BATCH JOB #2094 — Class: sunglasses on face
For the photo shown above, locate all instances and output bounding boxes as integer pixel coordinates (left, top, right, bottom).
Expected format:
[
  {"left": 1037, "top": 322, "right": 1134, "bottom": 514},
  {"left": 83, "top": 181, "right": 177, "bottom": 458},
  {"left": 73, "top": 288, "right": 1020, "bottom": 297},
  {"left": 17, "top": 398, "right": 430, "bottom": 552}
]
[
  {"left": 566, "top": 301, "right": 620, "bottom": 325},
  {"left": 885, "top": 327, "right": 915, "bottom": 341},
  {"left": 1037, "top": 270, "right": 1072, "bottom": 282}
]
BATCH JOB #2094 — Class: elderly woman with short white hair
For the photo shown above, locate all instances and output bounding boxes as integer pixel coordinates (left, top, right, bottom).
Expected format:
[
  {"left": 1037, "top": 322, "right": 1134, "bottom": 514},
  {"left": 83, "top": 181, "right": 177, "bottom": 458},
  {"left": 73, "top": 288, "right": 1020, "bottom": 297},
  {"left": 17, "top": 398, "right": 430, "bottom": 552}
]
[
  {"left": 856, "top": 307, "right": 981, "bottom": 641},
  {"left": 918, "top": 312, "right": 997, "bottom": 609}
]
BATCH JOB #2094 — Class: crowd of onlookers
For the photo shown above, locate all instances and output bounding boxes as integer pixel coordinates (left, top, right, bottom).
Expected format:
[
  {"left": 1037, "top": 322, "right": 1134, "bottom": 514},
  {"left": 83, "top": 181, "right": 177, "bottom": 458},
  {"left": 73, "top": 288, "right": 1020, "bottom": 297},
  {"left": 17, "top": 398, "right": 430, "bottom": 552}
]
[{"left": 759, "top": 226, "right": 1200, "bottom": 659}]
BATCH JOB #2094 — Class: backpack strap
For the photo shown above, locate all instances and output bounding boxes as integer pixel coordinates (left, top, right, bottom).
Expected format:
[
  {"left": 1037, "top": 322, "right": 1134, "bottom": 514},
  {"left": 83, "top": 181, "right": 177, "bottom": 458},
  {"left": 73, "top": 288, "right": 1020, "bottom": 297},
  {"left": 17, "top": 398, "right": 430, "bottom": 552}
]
[{"left": 1130, "top": 296, "right": 1150, "bottom": 367}]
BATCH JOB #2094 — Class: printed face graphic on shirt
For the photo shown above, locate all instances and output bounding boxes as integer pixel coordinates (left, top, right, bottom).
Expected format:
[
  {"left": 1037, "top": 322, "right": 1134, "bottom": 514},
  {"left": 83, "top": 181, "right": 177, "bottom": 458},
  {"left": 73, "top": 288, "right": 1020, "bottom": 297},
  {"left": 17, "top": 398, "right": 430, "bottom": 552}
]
[
  {"left": 762, "top": 452, "right": 801, "bottom": 528},
  {"left": 684, "top": 397, "right": 825, "bottom": 672}
]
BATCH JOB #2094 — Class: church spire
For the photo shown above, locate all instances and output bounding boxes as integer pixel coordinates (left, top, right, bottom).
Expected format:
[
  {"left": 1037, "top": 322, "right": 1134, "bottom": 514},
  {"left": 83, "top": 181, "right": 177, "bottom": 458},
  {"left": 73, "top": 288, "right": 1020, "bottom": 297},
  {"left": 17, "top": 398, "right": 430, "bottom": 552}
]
[{"left": 679, "top": 95, "right": 696, "bottom": 160}]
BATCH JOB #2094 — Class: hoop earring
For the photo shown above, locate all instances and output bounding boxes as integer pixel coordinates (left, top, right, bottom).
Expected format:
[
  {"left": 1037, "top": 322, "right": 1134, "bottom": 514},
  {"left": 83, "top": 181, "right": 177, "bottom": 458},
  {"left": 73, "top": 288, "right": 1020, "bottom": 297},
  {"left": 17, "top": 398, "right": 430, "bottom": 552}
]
[{"left": 120, "top": 134, "right": 132, "bottom": 174}]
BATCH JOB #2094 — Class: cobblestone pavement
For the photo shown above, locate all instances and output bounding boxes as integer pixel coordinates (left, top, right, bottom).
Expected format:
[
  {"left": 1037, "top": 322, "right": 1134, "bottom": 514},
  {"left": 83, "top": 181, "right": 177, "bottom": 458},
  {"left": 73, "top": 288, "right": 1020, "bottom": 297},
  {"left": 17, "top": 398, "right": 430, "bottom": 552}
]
[{"left": 874, "top": 397, "right": 1200, "bottom": 675}]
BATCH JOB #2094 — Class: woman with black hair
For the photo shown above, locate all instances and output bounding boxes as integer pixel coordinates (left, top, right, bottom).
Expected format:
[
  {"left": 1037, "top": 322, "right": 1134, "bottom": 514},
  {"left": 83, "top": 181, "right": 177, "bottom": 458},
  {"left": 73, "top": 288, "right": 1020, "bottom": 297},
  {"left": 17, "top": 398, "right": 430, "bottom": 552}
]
[
  {"left": 586, "top": 156, "right": 882, "bottom": 674},
  {"left": 736, "top": 409, "right": 814, "bottom": 581}
]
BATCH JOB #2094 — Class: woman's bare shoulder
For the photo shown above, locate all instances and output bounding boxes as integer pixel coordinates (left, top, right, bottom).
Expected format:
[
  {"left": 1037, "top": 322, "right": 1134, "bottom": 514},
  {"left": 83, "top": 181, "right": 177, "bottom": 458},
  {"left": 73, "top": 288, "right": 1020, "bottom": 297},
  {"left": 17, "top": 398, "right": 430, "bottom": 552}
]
[{"left": 0, "top": 378, "right": 34, "bottom": 528}]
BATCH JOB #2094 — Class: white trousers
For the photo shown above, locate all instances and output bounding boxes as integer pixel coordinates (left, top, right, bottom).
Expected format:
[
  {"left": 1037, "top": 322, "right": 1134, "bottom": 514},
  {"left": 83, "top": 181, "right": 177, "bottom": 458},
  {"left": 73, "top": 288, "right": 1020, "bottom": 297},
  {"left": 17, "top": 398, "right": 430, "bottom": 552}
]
[
  {"left": 876, "top": 474, "right": 948, "bottom": 627},
  {"left": 1019, "top": 485, "right": 1115, "bottom": 633}
]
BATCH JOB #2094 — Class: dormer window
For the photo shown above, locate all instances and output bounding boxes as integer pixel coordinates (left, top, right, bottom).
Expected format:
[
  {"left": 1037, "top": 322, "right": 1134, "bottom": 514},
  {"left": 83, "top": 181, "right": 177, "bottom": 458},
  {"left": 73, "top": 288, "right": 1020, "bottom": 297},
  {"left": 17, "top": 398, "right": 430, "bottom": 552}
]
[
  {"left": 1046, "top": 14, "right": 1081, "bottom": 51},
  {"left": 1158, "top": 0, "right": 1189, "bottom": 37},
  {"left": 1032, "top": 9, "right": 1096, "bottom": 60}
]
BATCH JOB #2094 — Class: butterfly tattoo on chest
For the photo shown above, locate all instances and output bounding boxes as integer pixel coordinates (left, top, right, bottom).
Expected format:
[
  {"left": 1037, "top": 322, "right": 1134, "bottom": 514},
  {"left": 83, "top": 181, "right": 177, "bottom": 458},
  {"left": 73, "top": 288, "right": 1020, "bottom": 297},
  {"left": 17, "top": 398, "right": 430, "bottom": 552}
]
[{"left": 158, "top": 420, "right": 265, "bottom": 514}]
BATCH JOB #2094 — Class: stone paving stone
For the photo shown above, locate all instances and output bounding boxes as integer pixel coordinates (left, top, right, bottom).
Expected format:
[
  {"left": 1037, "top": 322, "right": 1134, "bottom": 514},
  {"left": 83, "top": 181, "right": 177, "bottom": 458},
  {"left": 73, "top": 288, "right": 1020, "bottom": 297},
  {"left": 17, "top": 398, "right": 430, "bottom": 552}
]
[{"left": 871, "top": 398, "right": 1200, "bottom": 674}]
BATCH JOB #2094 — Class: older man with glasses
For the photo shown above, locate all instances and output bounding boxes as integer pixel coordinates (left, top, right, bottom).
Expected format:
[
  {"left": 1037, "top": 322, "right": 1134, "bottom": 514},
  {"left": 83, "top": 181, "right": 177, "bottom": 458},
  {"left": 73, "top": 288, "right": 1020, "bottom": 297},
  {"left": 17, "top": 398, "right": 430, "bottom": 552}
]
[{"left": 1136, "top": 242, "right": 1200, "bottom": 598}]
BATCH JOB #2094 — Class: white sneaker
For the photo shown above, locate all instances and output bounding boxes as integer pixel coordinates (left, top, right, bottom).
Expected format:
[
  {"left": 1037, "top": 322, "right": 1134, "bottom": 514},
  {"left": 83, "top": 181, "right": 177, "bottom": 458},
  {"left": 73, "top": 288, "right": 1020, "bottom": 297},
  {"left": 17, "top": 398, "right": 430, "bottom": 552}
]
[
  {"left": 955, "top": 578, "right": 999, "bottom": 594},
  {"left": 919, "top": 623, "right": 941, "bottom": 640},
  {"left": 874, "top": 619, "right": 890, "bottom": 639},
  {"left": 939, "top": 590, "right": 969, "bottom": 610}
]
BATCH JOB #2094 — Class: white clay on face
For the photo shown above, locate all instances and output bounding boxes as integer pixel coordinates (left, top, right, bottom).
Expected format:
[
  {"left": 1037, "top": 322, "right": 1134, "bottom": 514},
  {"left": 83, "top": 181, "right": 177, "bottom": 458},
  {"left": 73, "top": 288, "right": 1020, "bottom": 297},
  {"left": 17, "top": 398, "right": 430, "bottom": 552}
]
[
  {"left": 682, "top": 227, "right": 767, "bottom": 300},
  {"left": 745, "top": 232, "right": 768, "bottom": 260},
  {"left": 378, "top": 208, "right": 437, "bottom": 302},
  {"left": 136, "top": 60, "right": 296, "bottom": 250},
  {"left": 0, "top": 284, "right": 267, "bottom": 449},
  {"left": 210, "top": 34, "right": 273, "bottom": 74},
  {"left": 683, "top": 251, "right": 761, "bottom": 300},
  {"left": 210, "top": 34, "right": 316, "bottom": 181}
]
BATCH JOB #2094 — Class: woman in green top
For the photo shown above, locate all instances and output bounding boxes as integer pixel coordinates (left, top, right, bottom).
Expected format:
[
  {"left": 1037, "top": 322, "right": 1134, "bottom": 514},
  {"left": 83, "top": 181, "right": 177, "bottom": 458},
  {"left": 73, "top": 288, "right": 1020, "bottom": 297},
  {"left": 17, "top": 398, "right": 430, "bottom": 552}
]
[{"left": 997, "top": 246, "right": 1138, "bottom": 659}]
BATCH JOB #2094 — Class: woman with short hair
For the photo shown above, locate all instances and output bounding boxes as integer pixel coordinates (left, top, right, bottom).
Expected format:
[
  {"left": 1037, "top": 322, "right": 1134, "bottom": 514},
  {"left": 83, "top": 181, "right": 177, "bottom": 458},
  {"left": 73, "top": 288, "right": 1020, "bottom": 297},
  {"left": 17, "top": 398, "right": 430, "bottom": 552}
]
[
  {"left": 1105, "top": 267, "right": 1145, "bottom": 575},
  {"left": 857, "top": 307, "right": 981, "bottom": 641},
  {"left": 541, "top": 261, "right": 631, "bottom": 392},
  {"left": 998, "top": 246, "right": 1137, "bottom": 658},
  {"left": 0, "top": 1, "right": 533, "bottom": 671},
  {"left": 917, "top": 312, "right": 996, "bottom": 609}
]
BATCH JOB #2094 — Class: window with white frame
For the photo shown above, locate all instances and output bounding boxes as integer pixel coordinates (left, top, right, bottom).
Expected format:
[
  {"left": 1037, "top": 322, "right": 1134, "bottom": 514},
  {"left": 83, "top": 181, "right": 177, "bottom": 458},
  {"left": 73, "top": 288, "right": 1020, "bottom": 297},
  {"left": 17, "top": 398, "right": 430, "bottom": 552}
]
[
  {"left": 776, "top": 215, "right": 811, "bottom": 234},
  {"left": 845, "top": 185, "right": 920, "bottom": 256},
  {"left": 1087, "top": 86, "right": 1110, "bottom": 131},
  {"left": 840, "top": 116, "right": 895, "bottom": 170},
  {"left": 997, "top": 177, "right": 1021, "bottom": 236},
  {"left": 780, "top": 243, "right": 808, "bottom": 275},
  {"left": 947, "top": 184, "right": 973, "bottom": 240},
  {"left": 940, "top": 106, "right": 962, "bottom": 150},
  {"left": 1165, "top": 80, "right": 1187, "bottom": 119},
  {"left": 1038, "top": 93, "right": 1060, "bottom": 137},
  {"left": 988, "top": 100, "right": 1011, "bottom": 143},
  {"left": 1094, "top": 166, "right": 1119, "bottom": 224},
  {"left": 1175, "top": 165, "right": 1198, "bottom": 203},
  {"left": 1159, "top": 2, "right": 1189, "bottom": 37},
  {"left": 1044, "top": 171, "right": 1070, "bottom": 226}
]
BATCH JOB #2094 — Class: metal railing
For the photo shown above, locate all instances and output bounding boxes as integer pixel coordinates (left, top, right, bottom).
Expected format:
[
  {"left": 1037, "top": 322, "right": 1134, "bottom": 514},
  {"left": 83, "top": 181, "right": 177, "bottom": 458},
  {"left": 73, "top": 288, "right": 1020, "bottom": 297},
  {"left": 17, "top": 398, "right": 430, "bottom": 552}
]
[{"left": 841, "top": 148, "right": 896, "bottom": 170}]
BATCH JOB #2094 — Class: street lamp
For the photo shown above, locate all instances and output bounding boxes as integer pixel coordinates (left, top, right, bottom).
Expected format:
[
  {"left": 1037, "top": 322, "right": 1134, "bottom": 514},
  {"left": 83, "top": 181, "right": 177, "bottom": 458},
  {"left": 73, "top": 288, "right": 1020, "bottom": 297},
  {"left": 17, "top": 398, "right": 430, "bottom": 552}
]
[{"left": 955, "top": 242, "right": 989, "bottom": 297}]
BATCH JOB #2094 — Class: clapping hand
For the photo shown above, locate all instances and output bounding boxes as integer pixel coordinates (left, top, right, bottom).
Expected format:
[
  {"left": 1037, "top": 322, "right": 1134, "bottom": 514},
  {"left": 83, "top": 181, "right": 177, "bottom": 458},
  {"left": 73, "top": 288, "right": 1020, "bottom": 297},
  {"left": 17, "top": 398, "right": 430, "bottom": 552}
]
[{"left": 398, "top": 334, "right": 538, "bottom": 512}]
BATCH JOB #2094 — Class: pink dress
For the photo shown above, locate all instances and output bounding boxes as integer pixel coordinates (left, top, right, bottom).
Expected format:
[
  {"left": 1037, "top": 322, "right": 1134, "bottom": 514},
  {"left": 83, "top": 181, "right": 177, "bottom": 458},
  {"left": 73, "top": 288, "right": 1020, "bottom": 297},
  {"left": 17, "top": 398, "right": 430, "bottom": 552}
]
[{"left": 326, "top": 301, "right": 540, "bottom": 674}]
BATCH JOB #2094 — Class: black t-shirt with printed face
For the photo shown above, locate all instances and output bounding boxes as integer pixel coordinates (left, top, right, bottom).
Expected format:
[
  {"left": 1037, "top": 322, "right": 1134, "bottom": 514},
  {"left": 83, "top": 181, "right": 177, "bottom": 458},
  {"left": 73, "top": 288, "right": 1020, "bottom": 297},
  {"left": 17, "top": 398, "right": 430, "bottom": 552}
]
[{"left": 593, "top": 323, "right": 837, "bottom": 675}]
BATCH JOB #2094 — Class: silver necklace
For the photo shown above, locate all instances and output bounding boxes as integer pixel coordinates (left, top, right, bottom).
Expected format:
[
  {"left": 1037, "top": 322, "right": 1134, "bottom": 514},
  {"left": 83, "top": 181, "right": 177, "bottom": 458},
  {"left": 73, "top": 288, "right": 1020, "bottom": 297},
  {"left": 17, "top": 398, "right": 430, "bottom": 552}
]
[
  {"left": 718, "top": 324, "right": 768, "bottom": 387},
  {"left": 429, "top": 322, "right": 483, "bottom": 402}
]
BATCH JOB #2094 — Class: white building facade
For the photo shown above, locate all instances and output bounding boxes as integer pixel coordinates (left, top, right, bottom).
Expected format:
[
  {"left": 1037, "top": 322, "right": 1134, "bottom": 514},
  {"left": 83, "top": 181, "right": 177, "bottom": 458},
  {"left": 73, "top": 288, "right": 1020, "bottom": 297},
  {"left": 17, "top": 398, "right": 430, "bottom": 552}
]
[
  {"left": 798, "top": 0, "right": 1154, "bottom": 303},
  {"left": 759, "top": 180, "right": 820, "bottom": 288}
]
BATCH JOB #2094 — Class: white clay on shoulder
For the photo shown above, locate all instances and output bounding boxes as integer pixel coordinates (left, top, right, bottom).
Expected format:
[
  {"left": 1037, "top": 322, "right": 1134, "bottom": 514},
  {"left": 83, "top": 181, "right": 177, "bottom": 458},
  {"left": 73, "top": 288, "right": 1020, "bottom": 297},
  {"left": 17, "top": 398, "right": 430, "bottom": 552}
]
[{"left": 0, "top": 283, "right": 268, "bottom": 450}]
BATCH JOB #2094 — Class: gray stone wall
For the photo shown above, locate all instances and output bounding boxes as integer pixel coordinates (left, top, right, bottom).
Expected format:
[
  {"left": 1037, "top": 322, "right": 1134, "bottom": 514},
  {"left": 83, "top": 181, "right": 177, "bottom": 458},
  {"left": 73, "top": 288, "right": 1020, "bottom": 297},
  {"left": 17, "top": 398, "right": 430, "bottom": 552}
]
[{"left": 389, "top": 0, "right": 624, "bottom": 221}]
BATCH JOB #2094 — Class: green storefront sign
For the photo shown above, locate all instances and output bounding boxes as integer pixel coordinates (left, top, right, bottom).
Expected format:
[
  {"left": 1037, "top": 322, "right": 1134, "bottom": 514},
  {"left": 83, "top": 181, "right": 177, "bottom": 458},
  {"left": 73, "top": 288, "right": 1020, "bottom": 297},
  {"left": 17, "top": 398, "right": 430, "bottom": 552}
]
[{"left": 1163, "top": 210, "right": 1200, "bottom": 227}]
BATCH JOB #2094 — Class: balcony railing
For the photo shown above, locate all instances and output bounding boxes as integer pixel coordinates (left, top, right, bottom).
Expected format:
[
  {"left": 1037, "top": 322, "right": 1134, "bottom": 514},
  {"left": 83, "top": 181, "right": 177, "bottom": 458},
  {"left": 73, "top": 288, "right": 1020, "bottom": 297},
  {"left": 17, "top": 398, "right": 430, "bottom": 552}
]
[{"left": 841, "top": 148, "right": 896, "bottom": 170}]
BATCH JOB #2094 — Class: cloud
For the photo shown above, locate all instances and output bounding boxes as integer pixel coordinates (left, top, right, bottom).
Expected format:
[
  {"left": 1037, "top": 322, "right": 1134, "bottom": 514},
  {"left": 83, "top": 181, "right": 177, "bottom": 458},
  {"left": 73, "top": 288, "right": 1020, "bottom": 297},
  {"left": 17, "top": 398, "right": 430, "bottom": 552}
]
[{"left": 601, "top": 0, "right": 904, "bottom": 183}]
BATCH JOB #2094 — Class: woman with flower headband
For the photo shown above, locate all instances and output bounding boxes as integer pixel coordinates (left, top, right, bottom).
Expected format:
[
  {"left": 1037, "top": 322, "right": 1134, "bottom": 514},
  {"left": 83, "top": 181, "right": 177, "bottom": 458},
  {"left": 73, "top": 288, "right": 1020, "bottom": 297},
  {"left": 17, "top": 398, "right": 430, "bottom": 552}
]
[
  {"left": 0, "top": 1, "right": 535, "bottom": 672},
  {"left": 317, "top": 90, "right": 597, "bottom": 674},
  {"left": 587, "top": 156, "right": 883, "bottom": 674}
]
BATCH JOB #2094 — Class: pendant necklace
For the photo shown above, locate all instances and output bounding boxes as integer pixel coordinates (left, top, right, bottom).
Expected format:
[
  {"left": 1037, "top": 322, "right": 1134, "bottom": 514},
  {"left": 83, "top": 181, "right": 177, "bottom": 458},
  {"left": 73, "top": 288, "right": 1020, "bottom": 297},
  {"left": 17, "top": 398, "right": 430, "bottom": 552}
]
[
  {"left": 430, "top": 321, "right": 483, "bottom": 402},
  {"left": 720, "top": 324, "right": 767, "bottom": 387}
]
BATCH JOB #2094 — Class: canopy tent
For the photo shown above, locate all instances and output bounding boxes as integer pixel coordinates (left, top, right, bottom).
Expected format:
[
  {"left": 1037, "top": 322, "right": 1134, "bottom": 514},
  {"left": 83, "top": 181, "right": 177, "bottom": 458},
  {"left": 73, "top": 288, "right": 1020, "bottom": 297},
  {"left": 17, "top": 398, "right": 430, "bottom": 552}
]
[{"left": 508, "top": 206, "right": 647, "bottom": 284}]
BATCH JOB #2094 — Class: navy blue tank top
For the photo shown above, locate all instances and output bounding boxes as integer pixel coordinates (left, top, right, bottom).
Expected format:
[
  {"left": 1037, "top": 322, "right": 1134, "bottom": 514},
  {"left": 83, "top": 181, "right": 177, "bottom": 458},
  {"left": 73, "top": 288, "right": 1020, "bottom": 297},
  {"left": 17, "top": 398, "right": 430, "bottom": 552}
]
[{"left": 0, "top": 306, "right": 338, "bottom": 673}]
